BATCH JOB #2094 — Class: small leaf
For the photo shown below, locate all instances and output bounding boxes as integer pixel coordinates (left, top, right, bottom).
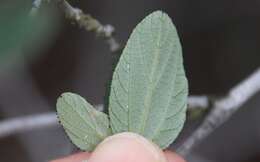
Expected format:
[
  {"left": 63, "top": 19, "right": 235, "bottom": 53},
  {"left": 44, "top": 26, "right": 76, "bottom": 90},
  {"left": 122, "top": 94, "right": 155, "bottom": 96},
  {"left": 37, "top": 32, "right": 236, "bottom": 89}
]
[
  {"left": 109, "top": 11, "right": 188, "bottom": 149},
  {"left": 57, "top": 92, "right": 111, "bottom": 151}
]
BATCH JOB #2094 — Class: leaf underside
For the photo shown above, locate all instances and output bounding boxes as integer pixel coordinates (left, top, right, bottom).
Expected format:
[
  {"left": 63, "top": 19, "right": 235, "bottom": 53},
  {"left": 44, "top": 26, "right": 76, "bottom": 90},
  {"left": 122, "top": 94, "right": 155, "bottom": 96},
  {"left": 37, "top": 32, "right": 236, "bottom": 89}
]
[
  {"left": 109, "top": 11, "right": 188, "bottom": 149},
  {"left": 57, "top": 92, "right": 111, "bottom": 151}
]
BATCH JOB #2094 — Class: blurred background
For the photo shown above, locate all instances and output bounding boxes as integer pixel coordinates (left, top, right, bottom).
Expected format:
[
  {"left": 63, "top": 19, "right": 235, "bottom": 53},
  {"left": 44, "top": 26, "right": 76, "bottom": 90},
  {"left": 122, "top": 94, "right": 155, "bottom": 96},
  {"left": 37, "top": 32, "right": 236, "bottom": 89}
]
[{"left": 0, "top": 0, "right": 260, "bottom": 162}]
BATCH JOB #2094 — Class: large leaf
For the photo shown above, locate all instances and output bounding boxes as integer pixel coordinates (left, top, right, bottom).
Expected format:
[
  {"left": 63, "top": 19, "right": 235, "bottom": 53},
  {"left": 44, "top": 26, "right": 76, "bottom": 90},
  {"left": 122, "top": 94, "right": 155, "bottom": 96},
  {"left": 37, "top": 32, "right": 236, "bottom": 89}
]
[
  {"left": 57, "top": 92, "right": 112, "bottom": 151},
  {"left": 109, "top": 11, "right": 188, "bottom": 149}
]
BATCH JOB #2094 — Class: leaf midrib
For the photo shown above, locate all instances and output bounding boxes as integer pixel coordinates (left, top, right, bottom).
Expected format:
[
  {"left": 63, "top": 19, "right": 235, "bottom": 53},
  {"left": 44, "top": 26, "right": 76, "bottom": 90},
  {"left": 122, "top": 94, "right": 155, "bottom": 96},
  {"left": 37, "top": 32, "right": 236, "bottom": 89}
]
[
  {"left": 150, "top": 47, "right": 183, "bottom": 140},
  {"left": 139, "top": 14, "right": 164, "bottom": 134}
]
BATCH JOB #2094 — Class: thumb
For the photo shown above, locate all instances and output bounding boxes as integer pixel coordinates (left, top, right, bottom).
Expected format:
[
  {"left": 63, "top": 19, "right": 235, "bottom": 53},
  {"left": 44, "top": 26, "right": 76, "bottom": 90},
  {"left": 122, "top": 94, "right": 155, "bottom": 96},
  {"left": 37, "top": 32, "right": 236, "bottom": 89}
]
[{"left": 88, "top": 132, "right": 167, "bottom": 162}]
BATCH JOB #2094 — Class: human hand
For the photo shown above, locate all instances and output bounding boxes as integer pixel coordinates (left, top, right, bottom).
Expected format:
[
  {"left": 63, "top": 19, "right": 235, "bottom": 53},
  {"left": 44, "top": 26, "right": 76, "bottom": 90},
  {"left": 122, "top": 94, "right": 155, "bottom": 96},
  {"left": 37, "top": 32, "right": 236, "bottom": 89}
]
[{"left": 50, "top": 132, "right": 185, "bottom": 162}]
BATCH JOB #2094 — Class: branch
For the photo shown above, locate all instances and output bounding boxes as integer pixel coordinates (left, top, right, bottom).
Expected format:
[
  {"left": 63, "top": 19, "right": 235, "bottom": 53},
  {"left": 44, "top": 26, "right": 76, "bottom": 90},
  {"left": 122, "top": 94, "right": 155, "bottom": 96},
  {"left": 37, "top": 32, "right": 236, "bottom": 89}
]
[
  {"left": 0, "top": 68, "right": 259, "bottom": 141},
  {"left": 0, "top": 105, "right": 103, "bottom": 138},
  {"left": 0, "top": 97, "right": 208, "bottom": 138},
  {"left": 0, "top": 113, "right": 57, "bottom": 138},
  {"left": 30, "top": 0, "right": 121, "bottom": 52},
  {"left": 0, "top": 90, "right": 244, "bottom": 138},
  {"left": 177, "top": 68, "right": 260, "bottom": 156},
  {"left": 188, "top": 95, "right": 210, "bottom": 110}
]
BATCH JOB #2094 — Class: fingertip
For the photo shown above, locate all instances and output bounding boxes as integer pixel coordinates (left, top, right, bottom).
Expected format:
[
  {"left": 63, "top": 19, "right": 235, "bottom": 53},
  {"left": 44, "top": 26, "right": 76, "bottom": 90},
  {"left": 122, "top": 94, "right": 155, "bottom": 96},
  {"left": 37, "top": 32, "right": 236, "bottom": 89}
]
[
  {"left": 49, "top": 152, "right": 91, "bottom": 162},
  {"left": 164, "top": 150, "right": 186, "bottom": 162},
  {"left": 89, "top": 132, "right": 167, "bottom": 162}
]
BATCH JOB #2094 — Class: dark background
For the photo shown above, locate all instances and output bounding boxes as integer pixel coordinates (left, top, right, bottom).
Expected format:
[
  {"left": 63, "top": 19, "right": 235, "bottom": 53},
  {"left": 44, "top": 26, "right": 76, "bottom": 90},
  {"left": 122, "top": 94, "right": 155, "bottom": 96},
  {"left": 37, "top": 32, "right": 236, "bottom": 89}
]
[{"left": 0, "top": 0, "right": 260, "bottom": 162}]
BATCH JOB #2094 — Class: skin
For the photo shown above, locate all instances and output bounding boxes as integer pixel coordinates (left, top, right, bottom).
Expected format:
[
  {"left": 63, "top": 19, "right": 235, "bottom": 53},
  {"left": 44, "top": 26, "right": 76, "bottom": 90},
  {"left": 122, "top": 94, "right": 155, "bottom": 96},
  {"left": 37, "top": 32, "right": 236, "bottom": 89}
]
[{"left": 50, "top": 132, "right": 186, "bottom": 162}]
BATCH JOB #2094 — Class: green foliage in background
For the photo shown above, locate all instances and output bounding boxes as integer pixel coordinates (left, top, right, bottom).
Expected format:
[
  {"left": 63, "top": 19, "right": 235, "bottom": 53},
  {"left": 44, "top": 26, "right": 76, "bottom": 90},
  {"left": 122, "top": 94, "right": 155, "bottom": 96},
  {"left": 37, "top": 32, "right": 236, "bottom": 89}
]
[
  {"left": 57, "top": 11, "right": 188, "bottom": 151},
  {"left": 0, "top": 2, "right": 58, "bottom": 66}
]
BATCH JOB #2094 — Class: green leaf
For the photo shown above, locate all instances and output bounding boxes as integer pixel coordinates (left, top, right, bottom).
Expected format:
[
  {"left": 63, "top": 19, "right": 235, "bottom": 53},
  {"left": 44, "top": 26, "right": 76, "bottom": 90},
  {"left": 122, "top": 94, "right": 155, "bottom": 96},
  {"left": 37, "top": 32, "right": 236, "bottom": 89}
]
[
  {"left": 56, "top": 92, "right": 112, "bottom": 151},
  {"left": 109, "top": 11, "right": 188, "bottom": 149}
]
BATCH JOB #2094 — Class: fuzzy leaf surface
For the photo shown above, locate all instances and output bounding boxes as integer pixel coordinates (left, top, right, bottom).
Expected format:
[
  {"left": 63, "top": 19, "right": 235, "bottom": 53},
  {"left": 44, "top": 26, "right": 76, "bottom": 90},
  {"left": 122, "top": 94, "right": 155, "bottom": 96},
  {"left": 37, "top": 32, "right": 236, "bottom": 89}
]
[
  {"left": 109, "top": 11, "right": 188, "bottom": 149},
  {"left": 57, "top": 92, "right": 111, "bottom": 151}
]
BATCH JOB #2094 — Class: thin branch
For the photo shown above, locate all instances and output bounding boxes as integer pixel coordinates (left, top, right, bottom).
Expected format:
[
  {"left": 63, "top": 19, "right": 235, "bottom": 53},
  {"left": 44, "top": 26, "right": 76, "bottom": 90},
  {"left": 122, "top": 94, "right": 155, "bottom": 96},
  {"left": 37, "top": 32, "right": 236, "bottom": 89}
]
[
  {"left": 0, "top": 105, "right": 103, "bottom": 138},
  {"left": 177, "top": 68, "right": 260, "bottom": 156},
  {"left": 0, "top": 97, "right": 209, "bottom": 138},
  {"left": 30, "top": 0, "right": 121, "bottom": 52},
  {"left": 0, "top": 68, "right": 259, "bottom": 141},
  {"left": 0, "top": 113, "right": 57, "bottom": 138},
  {"left": 0, "top": 99, "right": 201, "bottom": 137},
  {"left": 188, "top": 95, "right": 210, "bottom": 110}
]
